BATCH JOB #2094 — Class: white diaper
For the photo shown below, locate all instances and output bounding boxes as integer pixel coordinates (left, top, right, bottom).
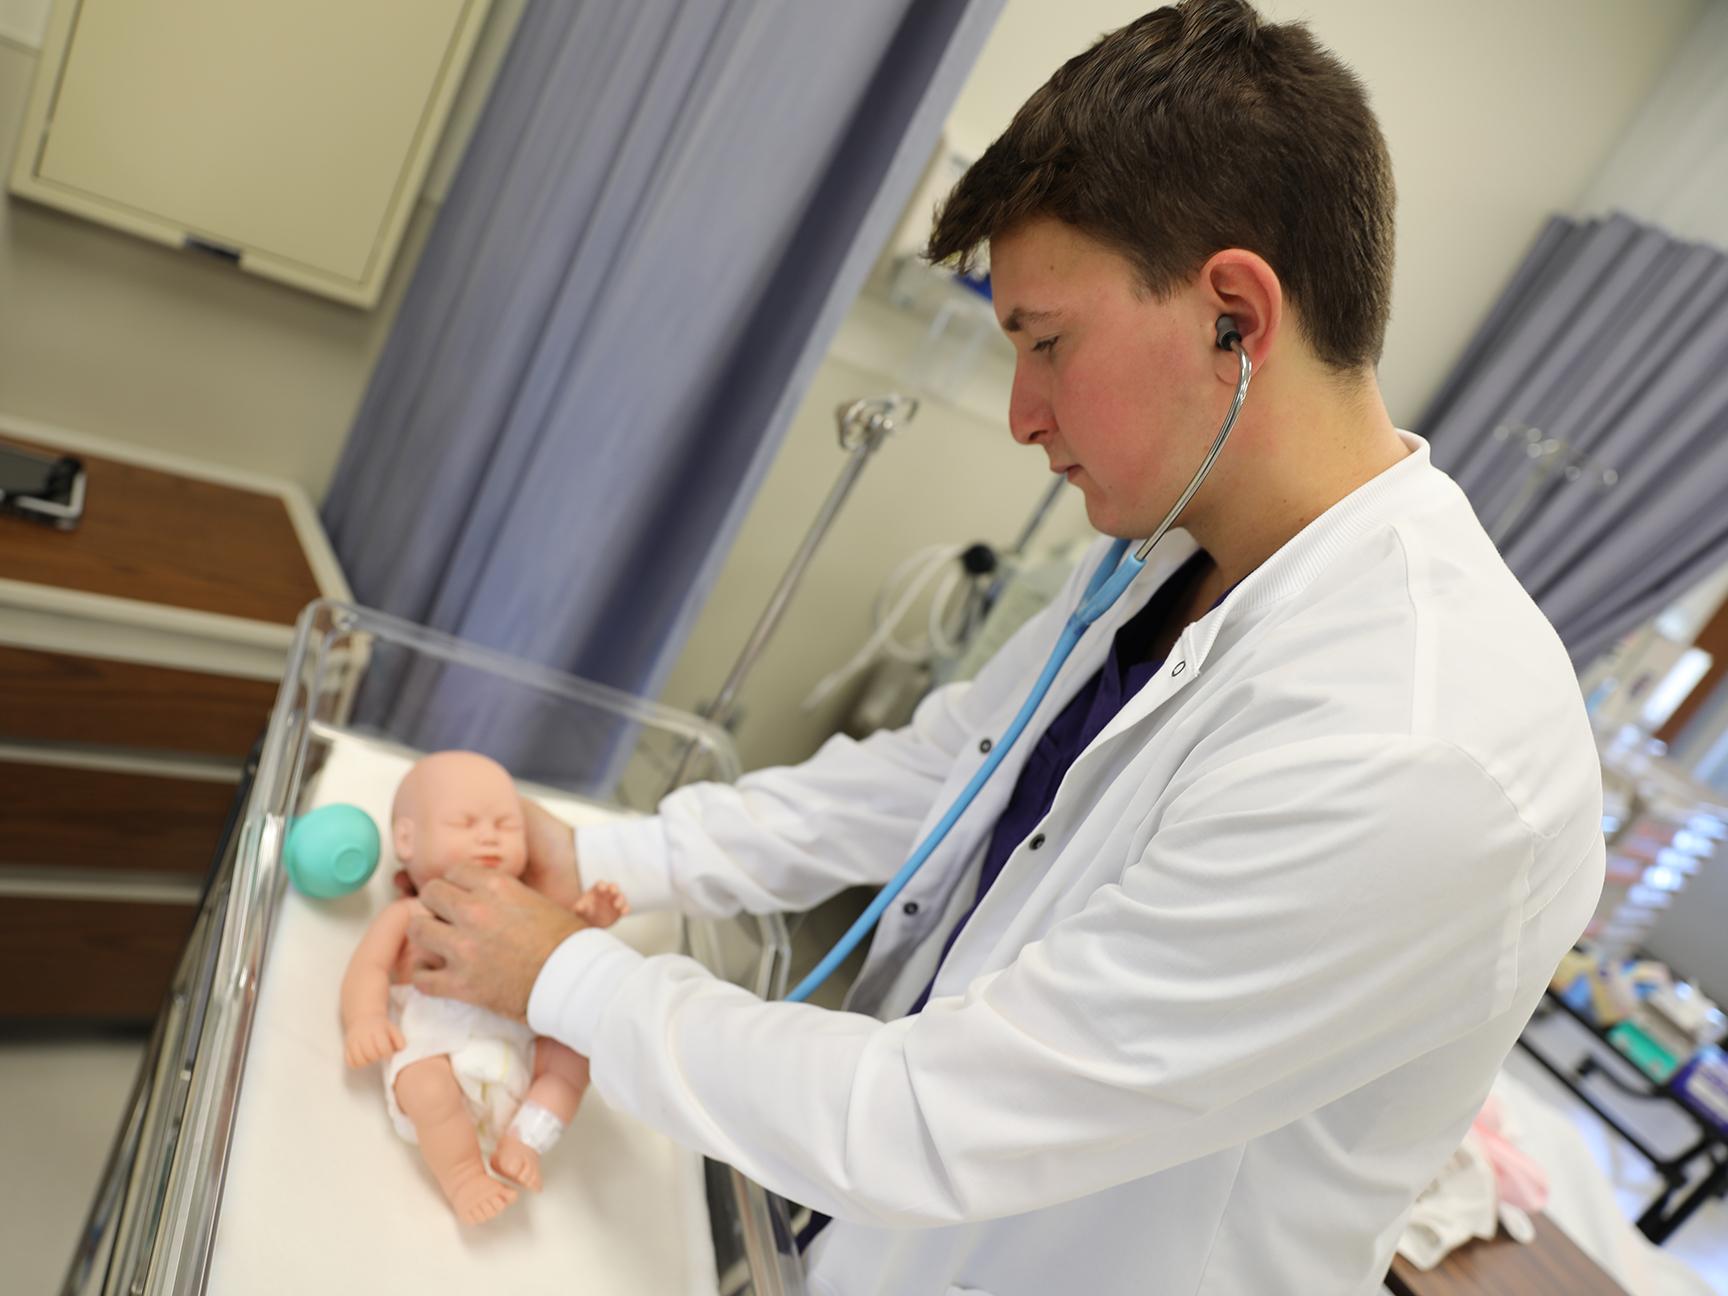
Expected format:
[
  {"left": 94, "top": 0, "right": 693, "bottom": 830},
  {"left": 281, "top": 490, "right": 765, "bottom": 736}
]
[{"left": 384, "top": 985, "right": 537, "bottom": 1153}]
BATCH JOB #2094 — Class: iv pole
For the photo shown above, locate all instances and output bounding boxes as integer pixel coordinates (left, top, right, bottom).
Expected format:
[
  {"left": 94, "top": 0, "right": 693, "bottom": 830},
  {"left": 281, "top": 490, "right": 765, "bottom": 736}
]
[{"left": 665, "top": 393, "right": 918, "bottom": 792}]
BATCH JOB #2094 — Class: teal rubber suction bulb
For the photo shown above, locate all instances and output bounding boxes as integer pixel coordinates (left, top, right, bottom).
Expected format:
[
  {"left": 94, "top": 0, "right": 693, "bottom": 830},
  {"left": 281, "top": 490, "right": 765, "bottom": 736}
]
[{"left": 284, "top": 804, "right": 381, "bottom": 898}]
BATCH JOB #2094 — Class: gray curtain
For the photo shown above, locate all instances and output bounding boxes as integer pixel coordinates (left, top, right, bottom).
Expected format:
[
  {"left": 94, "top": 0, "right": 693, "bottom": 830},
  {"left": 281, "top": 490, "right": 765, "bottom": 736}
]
[
  {"left": 1421, "top": 213, "right": 1728, "bottom": 666},
  {"left": 322, "top": 0, "right": 1000, "bottom": 754}
]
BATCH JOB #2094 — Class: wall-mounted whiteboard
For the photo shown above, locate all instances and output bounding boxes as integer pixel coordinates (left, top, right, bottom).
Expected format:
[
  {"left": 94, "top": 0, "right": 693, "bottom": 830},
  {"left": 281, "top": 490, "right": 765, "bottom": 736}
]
[{"left": 8, "top": 0, "right": 490, "bottom": 307}]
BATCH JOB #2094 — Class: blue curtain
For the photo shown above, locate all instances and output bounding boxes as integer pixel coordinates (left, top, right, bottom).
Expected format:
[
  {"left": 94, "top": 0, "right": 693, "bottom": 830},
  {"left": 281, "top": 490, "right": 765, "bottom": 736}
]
[
  {"left": 1421, "top": 213, "right": 1728, "bottom": 665},
  {"left": 323, "top": 0, "right": 1000, "bottom": 735}
]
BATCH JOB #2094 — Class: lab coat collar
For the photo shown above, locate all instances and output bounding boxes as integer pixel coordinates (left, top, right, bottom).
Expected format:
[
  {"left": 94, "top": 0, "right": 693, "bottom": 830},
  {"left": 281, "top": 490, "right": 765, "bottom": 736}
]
[{"left": 1175, "top": 430, "right": 1439, "bottom": 676}]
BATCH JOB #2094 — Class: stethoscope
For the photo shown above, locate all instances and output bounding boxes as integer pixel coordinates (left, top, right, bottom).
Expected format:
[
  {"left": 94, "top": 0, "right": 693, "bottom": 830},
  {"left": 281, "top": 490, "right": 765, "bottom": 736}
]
[{"left": 785, "top": 316, "right": 1254, "bottom": 1003}]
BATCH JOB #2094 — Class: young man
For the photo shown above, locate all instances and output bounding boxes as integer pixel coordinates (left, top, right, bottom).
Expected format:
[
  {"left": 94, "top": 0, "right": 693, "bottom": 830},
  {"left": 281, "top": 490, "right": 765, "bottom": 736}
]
[{"left": 411, "top": 2, "right": 1604, "bottom": 1291}]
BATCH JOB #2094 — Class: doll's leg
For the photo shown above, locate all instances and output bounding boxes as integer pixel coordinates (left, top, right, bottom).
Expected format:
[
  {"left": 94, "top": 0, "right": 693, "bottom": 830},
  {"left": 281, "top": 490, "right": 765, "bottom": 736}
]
[
  {"left": 492, "top": 1038, "right": 591, "bottom": 1191},
  {"left": 393, "top": 1055, "right": 517, "bottom": 1223},
  {"left": 571, "top": 880, "right": 629, "bottom": 928}
]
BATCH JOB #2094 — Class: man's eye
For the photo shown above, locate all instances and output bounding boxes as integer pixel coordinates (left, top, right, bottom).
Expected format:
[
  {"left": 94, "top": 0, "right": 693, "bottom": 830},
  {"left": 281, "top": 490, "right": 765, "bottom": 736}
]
[{"left": 1031, "top": 335, "right": 1059, "bottom": 354}]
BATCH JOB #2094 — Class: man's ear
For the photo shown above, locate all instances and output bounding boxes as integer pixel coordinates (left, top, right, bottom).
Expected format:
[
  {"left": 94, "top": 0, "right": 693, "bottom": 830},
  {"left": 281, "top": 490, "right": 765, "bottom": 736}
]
[{"left": 1199, "top": 248, "right": 1282, "bottom": 375}]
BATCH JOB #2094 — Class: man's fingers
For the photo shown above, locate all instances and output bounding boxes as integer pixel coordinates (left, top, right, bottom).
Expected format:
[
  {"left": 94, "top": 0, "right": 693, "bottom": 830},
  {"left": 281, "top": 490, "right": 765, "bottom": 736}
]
[
  {"left": 416, "top": 878, "right": 461, "bottom": 921},
  {"left": 442, "top": 863, "right": 490, "bottom": 893},
  {"left": 411, "top": 967, "right": 454, "bottom": 998},
  {"left": 407, "top": 913, "right": 457, "bottom": 960}
]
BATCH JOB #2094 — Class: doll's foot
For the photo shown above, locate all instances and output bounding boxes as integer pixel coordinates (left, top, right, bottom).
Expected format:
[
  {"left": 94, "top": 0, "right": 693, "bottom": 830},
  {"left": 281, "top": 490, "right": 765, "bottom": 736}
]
[
  {"left": 446, "top": 1167, "right": 517, "bottom": 1223},
  {"left": 572, "top": 880, "right": 629, "bottom": 929},
  {"left": 492, "top": 1133, "right": 544, "bottom": 1192}
]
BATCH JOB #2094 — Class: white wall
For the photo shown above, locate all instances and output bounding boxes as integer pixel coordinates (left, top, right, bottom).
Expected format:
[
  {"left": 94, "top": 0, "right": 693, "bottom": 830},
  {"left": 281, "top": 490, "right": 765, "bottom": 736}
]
[
  {"left": 1582, "top": 0, "right": 1728, "bottom": 251},
  {"left": 0, "top": 2, "right": 521, "bottom": 497},
  {"left": 945, "top": 0, "right": 1704, "bottom": 427}
]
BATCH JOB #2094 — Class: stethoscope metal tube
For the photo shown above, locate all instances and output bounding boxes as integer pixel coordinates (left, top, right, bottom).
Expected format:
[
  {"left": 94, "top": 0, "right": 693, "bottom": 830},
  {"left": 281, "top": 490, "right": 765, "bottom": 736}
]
[
  {"left": 784, "top": 334, "right": 1253, "bottom": 1004},
  {"left": 1136, "top": 343, "right": 1253, "bottom": 562}
]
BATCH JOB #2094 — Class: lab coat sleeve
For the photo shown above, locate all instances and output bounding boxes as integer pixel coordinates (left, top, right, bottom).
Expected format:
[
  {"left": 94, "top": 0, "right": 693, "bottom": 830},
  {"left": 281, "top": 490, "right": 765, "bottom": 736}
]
[
  {"left": 532, "top": 732, "right": 1569, "bottom": 1227},
  {"left": 574, "top": 543, "right": 1110, "bottom": 918}
]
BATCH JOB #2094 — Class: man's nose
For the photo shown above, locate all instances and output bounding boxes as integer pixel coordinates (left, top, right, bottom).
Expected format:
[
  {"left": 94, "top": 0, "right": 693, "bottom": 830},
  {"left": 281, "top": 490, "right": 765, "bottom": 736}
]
[{"left": 1007, "top": 362, "right": 1053, "bottom": 446}]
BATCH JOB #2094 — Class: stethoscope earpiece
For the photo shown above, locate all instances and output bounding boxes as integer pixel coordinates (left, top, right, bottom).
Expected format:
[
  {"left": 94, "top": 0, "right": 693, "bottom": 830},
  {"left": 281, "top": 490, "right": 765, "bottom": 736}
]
[{"left": 1215, "top": 315, "right": 1243, "bottom": 352}]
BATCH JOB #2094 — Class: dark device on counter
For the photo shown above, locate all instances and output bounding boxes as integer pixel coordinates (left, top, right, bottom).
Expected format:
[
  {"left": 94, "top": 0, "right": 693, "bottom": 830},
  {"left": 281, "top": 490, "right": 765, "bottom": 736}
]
[{"left": 0, "top": 441, "right": 86, "bottom": 529}]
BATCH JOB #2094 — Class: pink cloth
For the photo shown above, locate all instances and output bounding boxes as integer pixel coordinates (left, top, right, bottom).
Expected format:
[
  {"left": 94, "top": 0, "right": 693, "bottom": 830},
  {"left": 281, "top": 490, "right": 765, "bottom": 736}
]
[{"left": 1471, "top": 1096, "right": 1549, "bottom": 1213}]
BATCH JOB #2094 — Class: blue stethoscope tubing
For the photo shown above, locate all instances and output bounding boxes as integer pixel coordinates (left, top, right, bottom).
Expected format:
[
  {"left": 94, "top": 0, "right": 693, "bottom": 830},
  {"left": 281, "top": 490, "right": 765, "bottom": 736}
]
[{"left": 784, "top": 334, "right": 1253, "bottom": 1004}]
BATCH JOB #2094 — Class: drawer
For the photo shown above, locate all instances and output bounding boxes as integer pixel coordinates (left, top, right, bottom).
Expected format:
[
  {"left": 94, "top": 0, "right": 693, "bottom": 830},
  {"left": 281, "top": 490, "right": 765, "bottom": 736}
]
[
  {"left": 0, "top": 896, "right": 196, "bottom": 1021},
  {"left": 0, "top": 644, "right": 275, "bottom": 758},
  {"left": 0, "top": 758, "right": 235, "bottom": 876}
]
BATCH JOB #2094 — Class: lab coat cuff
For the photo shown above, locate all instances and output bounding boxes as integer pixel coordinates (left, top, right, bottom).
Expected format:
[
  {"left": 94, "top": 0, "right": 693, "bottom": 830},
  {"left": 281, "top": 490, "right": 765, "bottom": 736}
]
[
  {"left": 527, "top": 928, "right": 645, "bottom": 1055},
  {"left": 575, "top": 817, "right": 682, "bottom": 912}
]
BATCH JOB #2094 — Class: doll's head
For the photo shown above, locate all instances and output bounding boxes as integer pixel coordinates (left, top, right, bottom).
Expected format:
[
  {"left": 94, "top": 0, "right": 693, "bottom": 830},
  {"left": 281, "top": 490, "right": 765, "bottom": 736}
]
[{"left": 390, "top": 751, "right": 528, "bottom": 893}]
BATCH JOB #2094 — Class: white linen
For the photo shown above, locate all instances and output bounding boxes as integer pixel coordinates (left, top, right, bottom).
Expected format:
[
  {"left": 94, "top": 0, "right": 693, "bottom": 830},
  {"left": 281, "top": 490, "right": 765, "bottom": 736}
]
[
  {"left": 535, "top": 432, "right": 1606, "bottom": 1296},
  {"left": 1492, "top": 1065, "right": 1716, "bottom": 1296}
]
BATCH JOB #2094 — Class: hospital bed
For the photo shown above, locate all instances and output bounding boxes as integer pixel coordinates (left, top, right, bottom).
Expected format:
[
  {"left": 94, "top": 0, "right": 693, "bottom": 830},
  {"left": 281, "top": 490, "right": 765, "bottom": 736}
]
[{"left": 62, "top": 601, "right": 808, "bottom": 1296}]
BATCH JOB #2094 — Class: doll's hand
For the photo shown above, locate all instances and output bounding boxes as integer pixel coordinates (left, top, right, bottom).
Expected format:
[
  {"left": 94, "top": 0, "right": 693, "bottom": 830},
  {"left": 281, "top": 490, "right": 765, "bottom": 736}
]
[
  {"left": 344, "top": 1015, "right": 405, "bottom": 1068},
  {"left": 571, "top": 880, "right": 629, "bottom": 929}
]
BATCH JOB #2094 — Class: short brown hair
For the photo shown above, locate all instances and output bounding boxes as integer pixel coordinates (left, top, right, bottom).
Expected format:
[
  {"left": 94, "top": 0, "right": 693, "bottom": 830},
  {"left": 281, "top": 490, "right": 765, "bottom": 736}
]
[{"left": 927, "top": 0, "right": 1395, "bottom": 370}]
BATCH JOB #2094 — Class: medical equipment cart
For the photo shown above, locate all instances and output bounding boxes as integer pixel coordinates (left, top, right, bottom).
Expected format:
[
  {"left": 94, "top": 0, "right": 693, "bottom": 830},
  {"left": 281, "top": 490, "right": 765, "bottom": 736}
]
[{"left": 62, "top": 600, "right": 807, "bottom": 1296}]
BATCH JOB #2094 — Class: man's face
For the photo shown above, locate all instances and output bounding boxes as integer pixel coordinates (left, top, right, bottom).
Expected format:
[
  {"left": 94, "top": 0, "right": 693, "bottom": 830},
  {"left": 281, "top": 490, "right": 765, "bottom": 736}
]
[{"left": 989, "top": 217, "right": 1214, "bottom": 539}]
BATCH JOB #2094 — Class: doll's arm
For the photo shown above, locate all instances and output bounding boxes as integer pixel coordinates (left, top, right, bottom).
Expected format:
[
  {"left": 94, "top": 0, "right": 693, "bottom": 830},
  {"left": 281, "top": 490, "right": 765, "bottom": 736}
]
[{"left": 340, "top": 899, "right": 414, "bottom": 1068}]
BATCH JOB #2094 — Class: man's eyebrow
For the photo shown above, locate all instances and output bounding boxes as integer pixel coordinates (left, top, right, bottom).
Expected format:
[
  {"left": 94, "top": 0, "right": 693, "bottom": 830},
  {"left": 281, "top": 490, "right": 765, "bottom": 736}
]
[{"left": 1001, "top": 306, "right": 1061, "bottom": 333}]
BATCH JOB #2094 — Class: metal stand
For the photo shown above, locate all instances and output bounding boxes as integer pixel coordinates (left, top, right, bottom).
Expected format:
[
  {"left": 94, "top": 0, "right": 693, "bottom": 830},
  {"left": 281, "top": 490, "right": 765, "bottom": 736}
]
[
  {"left": 1487, "top": 423, "right": 1618, "bottom": 548},
  {"left": 1518, "top": 991, "right": 1728, "bottom": 1245},
  {"left": 666, "top": 393, "right": 917, "bottom": 789}
]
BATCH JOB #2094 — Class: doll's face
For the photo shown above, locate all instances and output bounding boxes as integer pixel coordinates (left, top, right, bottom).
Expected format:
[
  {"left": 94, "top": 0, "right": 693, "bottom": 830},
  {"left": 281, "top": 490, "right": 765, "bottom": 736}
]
[{"left": 392, "top": 752, "right": 528, "bottom": 891}]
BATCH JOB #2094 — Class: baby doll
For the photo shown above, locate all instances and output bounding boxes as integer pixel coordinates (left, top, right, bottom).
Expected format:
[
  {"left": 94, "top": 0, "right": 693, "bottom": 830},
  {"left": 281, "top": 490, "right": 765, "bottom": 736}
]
[{"left": 339, "top": 750, "right": 627, "bottom": 1224}]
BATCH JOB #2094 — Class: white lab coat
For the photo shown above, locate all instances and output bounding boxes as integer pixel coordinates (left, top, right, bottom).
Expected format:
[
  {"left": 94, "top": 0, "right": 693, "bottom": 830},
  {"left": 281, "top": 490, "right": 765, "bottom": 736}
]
[{"left": 529, "top": 432, "right": 1605, "bottom": 1296}]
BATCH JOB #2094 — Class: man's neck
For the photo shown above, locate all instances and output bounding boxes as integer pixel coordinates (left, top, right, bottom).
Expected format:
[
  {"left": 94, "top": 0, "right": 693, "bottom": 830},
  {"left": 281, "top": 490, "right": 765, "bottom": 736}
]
[{"left": 1182, "top": 378, "right": 1409, "bottom": 597}]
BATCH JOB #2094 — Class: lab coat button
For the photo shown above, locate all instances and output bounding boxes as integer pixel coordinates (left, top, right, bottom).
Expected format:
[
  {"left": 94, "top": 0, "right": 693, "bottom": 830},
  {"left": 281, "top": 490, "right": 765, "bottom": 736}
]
[
  {"left": 1173, "top": 661, "right": 1187, "bottom": 676},
  {"left": 902, "top": 901, "right": 919, "bottom": 916},
  {"left": 1029, "top": 833, "right": 1047, "bottom": 850},
  {"left": 978, "top": 738, "right": 993, "bottom": 754}
]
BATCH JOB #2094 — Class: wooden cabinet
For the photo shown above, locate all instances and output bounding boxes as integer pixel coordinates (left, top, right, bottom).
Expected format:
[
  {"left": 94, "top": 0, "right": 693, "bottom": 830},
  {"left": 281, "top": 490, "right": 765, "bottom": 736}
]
[{"left": 0, "top": 414, "right": 348, "bottom": 1022}]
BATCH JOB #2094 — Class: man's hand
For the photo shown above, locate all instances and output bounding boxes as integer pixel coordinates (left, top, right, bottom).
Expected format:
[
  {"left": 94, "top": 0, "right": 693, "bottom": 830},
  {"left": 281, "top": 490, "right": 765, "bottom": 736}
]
[
  {"left": 408, "top": 865, "right": 588, "bottom": 1021},
  {"left": 520, "top": 798, "right": 585, "bottom": 907}
]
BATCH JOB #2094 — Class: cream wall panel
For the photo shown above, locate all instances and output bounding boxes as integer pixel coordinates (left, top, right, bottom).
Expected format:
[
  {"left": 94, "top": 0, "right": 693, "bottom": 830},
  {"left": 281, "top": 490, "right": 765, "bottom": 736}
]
[
  {"left": 0, "top": 0, "right": 48, "bottom": 48},
  {"left": 37, "top": 0, "right": 468, "bottom": 283}
]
